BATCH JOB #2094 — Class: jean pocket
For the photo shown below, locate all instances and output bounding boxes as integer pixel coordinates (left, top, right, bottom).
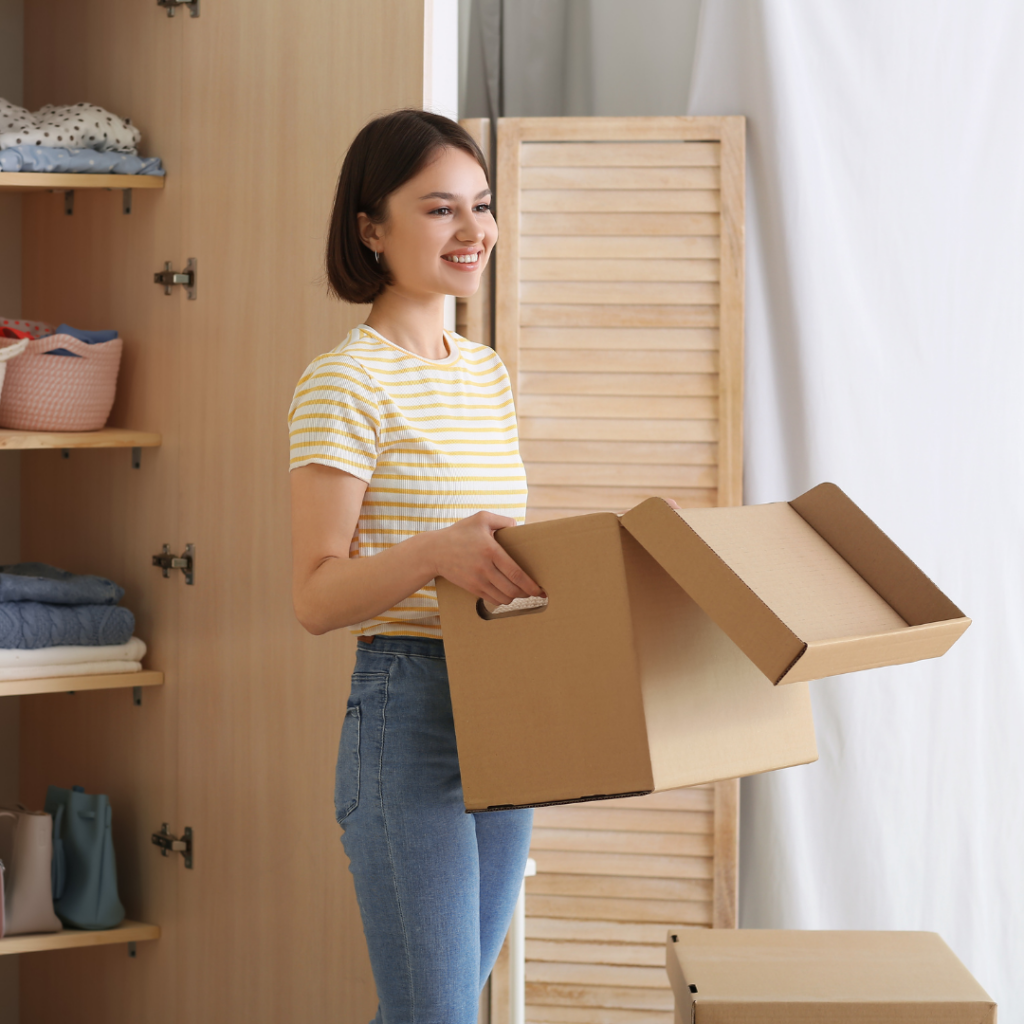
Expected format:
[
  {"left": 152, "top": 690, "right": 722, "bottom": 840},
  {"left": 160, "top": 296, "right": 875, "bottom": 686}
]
[{"left": 334, "top": 702, "right": 361, "bottom": 825}]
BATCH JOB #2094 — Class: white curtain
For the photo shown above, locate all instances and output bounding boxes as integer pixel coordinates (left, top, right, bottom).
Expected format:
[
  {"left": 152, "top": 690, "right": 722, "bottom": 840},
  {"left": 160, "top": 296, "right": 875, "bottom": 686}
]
[{"left": 689, "top": 1, "right": 1024, "bottom": 1016}]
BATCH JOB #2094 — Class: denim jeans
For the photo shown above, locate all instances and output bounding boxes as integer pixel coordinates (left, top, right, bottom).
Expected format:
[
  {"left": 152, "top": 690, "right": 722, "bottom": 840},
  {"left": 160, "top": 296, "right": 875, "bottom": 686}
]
[{"left": 336, "top": 635, "right": 534, "bottom": 1024}]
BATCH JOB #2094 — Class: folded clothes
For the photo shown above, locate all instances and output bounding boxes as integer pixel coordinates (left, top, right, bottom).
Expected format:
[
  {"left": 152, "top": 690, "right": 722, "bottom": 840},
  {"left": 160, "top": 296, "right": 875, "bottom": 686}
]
[
  {"left": 0, "top": 99, "right": 141, "bottom": 153},
  {"left": 0, "top": 563, "right": 125, "bottom": 606},
  {"left": 0, "top": 661, "right": 141, "bottom": 682},
  {"left": 46, "top": 325, "right": 119, "bottom": 358},
  {"left": 0, "top": 144, "right": 164, "bottom": 175},
  {"left": 0, "top": 602, "right": 134, "bottom": 649},
  {"left": 0, "top": 636, "right": 146, "bottom": 668},
  {"left": 55, "top": 325, "right": 118, "bottom": 344}
]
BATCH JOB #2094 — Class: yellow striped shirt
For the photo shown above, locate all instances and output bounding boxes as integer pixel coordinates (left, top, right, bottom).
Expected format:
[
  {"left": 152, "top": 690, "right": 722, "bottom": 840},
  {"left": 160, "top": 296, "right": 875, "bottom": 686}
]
[{"left": 288, "top": 324, "right": 528, "bottom": 638}]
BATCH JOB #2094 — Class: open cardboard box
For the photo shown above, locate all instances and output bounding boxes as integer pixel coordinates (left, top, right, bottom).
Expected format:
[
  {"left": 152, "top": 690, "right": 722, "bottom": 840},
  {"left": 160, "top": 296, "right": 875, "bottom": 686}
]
[
  {"left": 436, "top": 483, "right": 970, "bottom": 812},
  {"left": 665, "top": 929, "right": 996, "bottom": 1023}
]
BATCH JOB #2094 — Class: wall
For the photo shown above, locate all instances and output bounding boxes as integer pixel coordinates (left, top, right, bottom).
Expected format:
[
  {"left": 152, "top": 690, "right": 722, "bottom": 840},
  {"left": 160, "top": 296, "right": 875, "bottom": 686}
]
[
  {"left": 459, "top": 0, "right": 703, "bottom": 117},
  {"left": 0, "top": 0, "right": 23, "bottom": 1016}
]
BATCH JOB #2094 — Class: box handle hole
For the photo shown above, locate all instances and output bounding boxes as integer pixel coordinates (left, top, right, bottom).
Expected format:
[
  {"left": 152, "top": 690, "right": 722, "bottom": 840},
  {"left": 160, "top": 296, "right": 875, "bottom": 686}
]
[{"left": 476, "top": 595, "right": 549, "bottom": 621}]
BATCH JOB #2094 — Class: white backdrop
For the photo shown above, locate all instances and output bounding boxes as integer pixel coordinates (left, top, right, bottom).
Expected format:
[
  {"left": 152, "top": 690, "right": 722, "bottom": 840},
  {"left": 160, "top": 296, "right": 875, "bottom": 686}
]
[{"left": 689, "top": 1, "right": 1024, "bottom": 1016}]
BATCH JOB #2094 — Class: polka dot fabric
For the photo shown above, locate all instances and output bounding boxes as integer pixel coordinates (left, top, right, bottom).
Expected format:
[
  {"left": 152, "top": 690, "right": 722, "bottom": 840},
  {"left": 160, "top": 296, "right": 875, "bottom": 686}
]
[{"left": 0, "top": 99, "right": 141, "bottom": 154}]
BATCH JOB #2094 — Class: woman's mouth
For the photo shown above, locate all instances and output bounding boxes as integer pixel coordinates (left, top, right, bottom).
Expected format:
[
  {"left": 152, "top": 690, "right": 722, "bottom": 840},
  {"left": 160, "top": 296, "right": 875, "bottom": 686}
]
[{"left": 442, "top": 252, "right": 480, "bottom": 265}]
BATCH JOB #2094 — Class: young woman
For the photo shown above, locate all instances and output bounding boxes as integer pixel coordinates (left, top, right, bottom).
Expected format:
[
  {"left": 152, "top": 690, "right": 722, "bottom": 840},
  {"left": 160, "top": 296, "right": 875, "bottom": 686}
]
[{"left": 288, "top": 109, "right": 544, "bottom": 1024}]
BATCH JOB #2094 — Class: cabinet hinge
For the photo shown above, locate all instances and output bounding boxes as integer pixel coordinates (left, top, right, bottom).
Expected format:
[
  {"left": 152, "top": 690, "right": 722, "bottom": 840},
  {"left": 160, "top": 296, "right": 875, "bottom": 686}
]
[
  {"left": 157, "top": 0, "right": 200, "bottom": 18},
  {"left": 154, "top": 258, "right": 197, "bottom": 299},
  {"left": 152, "top": 824, "right": 193, "bottom": 868},
  {"left": 152, "top": 543, "right": 195, "bottom": 585}
]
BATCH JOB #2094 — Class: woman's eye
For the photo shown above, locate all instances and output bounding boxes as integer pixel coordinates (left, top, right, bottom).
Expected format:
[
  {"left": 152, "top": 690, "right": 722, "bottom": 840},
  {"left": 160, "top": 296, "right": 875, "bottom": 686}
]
[
  {"left": 430, "top": 206, "right": 452, "bottom": 216},
  {"left": 475, "top": 204, "right": 492, "bottom": 214}
]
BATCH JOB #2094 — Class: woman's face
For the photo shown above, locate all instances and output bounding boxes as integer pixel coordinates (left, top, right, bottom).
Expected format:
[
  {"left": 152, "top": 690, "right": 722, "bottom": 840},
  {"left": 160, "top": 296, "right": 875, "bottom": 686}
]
[{"left": 359, "top": 146, "right": 497, "bottom": 300}]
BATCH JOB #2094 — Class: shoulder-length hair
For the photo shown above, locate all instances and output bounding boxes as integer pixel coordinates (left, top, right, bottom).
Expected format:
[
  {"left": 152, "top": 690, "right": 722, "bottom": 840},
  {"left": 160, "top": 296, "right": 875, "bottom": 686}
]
[{"left": 326, "top": 109, "right": 489, "bottom": 304}]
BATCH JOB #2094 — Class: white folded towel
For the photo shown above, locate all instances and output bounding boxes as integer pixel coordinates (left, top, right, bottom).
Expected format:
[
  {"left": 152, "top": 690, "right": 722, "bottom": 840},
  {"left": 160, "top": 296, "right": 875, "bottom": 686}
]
[
  {"left": 0, "top": 636, "right": 146, "bottom": 668},
  {"left": 0, "top": 660, "right": 142, "bottom": 682}
]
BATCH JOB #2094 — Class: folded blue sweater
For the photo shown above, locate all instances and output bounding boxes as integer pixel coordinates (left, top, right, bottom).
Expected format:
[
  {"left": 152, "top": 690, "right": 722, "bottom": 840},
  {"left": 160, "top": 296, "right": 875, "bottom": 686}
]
[
  {"left": 0, "top": 602, "right": 134, "bottom": 649},
  {"left": 0, "top": 563, "right": 125, "bottom": 605}
]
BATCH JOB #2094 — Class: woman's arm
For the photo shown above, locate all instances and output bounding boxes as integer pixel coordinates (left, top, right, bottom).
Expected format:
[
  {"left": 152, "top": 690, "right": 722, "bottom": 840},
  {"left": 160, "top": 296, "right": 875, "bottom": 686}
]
[{"left": 290, "top": 463, "right": 544, "bottom": 635}]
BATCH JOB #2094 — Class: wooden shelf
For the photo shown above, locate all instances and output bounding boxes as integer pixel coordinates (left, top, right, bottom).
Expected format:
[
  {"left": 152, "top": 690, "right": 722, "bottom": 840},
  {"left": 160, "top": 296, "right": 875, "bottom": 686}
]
[
  {"left": 0, "top": 920, "right": 160, "bottom": 956},
  {"left": 0, "top": 173, "right": 164, "bottom": 193},
  {"left": 0, "top": 427, "right": 161, "bottom": 451},
  {"left": 0, "top": 670, "right": 163, "bottom": 698}
]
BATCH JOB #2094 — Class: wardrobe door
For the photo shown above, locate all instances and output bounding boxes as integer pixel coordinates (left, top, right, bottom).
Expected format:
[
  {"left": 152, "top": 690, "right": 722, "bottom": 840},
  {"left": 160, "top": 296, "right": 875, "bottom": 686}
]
[
  {"left": 17, "top": 2, "right": 185, "bottom": 1021},
  {"left": 173, "top": 4, "right": 425, "bottom": 1021}
]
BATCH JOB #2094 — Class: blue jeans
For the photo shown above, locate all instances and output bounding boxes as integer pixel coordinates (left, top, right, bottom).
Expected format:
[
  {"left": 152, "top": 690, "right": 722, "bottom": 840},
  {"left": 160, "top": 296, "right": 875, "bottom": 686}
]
[{"left": 336, "top": 635, "right": 534, "bottom": 1024}]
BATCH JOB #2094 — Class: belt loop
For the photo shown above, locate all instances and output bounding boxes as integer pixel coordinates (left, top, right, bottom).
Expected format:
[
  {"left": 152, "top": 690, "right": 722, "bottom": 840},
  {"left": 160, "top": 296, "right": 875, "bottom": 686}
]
[{"left": 358, "top": 635, "right": 374, "bottom": 644}]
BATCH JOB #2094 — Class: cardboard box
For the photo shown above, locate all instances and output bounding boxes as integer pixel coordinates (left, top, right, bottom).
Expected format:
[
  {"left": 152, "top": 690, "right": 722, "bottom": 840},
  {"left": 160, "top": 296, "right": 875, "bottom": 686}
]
[
  {"left": 435, "top": 484, "right": 969, "bottom": 812},
  {"left": 665, "top": 929, "right": 996, "bottom": 1023}
]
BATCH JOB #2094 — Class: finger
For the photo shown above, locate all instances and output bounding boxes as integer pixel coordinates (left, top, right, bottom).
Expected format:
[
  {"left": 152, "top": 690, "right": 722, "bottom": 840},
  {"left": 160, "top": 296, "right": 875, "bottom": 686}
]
[
  {"left": 491, "top": 546, "right": 545, "bottom": 597},
  {"left": 478, "top": 511, "right": 517, "bottom": 533},
  {"left": 485, "top": 566, "right": 528, "bottom": 604},
  {"left": 476, "top": 581, "right": 516, "bottom": 607},
  {"left": 662, "top": 497, "right": 680, "bottom": 509}
]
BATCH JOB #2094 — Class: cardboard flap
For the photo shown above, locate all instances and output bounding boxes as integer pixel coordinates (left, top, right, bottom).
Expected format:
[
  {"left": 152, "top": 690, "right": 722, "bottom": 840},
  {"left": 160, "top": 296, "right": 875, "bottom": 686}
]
[
  {"left": 620, "top": 498, "right": 806, "bottom": 684},
  {"left": 790, "top": 482, "right": 966, "bottom": 624},
  {"left": 436, "top": 513, "right": 655, "bottom": 810}
]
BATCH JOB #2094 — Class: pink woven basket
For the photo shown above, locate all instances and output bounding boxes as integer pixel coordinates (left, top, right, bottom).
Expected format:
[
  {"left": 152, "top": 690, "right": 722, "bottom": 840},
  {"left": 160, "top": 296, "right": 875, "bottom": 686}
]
[{"left": 0, "top": 327, "right": 123, "bottom": 431}]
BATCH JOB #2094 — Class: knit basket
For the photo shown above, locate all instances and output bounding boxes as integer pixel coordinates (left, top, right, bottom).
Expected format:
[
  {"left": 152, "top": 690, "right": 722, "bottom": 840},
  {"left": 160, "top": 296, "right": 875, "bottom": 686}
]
[{"left": 0, "top": 329, "right": 123, "bottom": 431}]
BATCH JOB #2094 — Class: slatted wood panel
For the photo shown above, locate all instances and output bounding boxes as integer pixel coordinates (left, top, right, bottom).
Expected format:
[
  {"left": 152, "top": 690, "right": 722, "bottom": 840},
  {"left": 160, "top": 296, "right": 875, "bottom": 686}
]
[
  {"left": 456, "top": 118, "right": 492, "bottom": 348},
  {"left": 495, "top": 117, "right": 744, "bottom": 521},
  {"left": 489, "top": 118, "right": 744, "bottom": 1024}
]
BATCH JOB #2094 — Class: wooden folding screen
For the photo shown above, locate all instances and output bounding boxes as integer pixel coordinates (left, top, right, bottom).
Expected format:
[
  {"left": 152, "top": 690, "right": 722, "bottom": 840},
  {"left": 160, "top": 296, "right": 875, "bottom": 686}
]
[{"left": 488, "top": 117, "right": 745, "bottom": 1024}]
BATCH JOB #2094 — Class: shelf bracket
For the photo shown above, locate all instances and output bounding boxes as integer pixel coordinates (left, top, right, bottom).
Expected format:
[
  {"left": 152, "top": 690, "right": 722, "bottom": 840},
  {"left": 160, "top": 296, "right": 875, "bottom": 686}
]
[
  {"left": 131, "top": 446, "right": 142, "bottom": 469},
  {"left": 133, "top": 686, "right": 143, "bottom": 707},
  {"left": 64, "top": 190, "right": 73, "bottom": 216},
  {"left": 123, "top": 189, "right": 132, "bottom": 215}
]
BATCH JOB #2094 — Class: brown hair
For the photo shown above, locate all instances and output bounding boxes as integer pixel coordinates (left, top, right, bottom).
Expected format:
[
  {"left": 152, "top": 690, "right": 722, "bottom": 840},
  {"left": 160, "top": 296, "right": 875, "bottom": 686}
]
[{"left": 326, "top": 109, "right": 489, "bottom": 304}]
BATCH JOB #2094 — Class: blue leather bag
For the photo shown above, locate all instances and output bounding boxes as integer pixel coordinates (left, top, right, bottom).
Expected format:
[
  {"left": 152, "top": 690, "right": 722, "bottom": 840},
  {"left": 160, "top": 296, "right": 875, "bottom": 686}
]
[{"left": 44, "top": 785, "right": 125, "bottom": 930}]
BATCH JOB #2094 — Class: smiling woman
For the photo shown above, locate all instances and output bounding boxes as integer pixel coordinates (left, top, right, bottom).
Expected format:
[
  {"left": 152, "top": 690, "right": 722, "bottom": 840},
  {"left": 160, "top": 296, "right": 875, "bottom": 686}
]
[{"left": 287, "top": 109, "right": 540, "bottom": 1024}]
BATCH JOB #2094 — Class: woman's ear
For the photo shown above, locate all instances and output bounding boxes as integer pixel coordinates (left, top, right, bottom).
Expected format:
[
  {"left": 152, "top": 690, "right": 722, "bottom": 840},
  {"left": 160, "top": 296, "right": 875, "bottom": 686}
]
[{"left": 357, "top": 212, "right": 382, "bottom": 255}]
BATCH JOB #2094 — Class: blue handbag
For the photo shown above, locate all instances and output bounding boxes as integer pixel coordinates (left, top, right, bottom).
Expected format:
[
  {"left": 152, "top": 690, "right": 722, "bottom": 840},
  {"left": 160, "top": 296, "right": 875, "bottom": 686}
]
[{"left": 44, "top": 785, "right": 125, "bottom": 930}]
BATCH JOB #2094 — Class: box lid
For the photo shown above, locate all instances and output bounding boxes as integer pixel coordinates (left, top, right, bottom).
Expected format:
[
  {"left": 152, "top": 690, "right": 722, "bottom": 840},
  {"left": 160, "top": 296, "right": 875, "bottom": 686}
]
[
  {"left": 666, "top": 930, "right": 995, "bottom": 1024},
  {"left": 620, "top": 484, "right": 971, "bottom": 684}
]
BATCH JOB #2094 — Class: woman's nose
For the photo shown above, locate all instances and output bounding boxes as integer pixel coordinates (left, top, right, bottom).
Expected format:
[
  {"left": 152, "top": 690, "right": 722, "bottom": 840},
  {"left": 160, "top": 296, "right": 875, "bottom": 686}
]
[{"left": 454, "top": 212, "right": 485, "bottom": 243}]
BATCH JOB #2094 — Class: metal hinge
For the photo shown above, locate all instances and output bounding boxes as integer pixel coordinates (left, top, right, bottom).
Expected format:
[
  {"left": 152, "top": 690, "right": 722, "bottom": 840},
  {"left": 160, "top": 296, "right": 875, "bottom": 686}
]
[
  {"left": 154, "top": 258, "right": 197, "bottom": 299},
  {"left": 152, "top": 824, "right": 193, "bottom": 868},
  {"left": 157, "top": 0, "right": 200, "bottom": 17},
  {"left": 152, "top": 543, "right": 195, "bottom": 585}
]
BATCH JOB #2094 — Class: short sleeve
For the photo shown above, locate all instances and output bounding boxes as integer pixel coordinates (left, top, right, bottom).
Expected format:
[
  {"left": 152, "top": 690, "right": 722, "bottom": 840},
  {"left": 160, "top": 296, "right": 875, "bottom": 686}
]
[{"left": 287, "top": 354, "right": 379, "bottom": 482}]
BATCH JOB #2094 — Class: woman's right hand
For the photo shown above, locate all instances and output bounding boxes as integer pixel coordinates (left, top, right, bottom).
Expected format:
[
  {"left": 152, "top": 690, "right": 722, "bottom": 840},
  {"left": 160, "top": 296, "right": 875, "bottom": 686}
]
[{"left": 428, "top": 511, "right": 545, "bottom": 607}]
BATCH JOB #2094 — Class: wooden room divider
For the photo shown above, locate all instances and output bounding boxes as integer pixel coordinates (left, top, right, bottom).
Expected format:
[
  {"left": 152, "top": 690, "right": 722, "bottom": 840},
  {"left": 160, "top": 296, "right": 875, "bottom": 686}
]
[{"left": 469, "top": 115, "right": 745, "bottom": 1024}]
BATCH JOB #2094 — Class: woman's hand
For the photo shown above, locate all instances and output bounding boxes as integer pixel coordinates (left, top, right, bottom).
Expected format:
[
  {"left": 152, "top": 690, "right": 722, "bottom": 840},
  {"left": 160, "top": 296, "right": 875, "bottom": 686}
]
[{"left": 427, "top": 511, "right": 545, "bottom": 606}]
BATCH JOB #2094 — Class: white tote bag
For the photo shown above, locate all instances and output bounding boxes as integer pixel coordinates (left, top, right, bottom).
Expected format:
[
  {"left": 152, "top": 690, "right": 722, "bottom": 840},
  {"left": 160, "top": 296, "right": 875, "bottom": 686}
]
[{"left": 0, "top": 807, "right": 62, "bottom": 935}]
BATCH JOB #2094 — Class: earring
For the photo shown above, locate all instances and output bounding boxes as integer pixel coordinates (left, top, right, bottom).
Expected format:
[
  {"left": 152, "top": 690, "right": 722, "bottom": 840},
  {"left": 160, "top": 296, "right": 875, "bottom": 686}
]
[{"left": 374, "top": 251, "right": 381, "bottom": 264}]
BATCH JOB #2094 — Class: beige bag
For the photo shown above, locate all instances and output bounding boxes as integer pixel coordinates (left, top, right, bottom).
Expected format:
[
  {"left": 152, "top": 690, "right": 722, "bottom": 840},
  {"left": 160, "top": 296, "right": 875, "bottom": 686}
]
[{"left": 0, "top": 807, "right": 62, "bottom": 935}]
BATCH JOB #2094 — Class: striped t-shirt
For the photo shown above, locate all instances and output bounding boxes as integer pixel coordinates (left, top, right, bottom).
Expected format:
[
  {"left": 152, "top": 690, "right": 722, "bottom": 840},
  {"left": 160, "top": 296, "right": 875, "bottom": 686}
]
[{"left": 287, "top": 324, "right": 528, "bottom": 638}]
